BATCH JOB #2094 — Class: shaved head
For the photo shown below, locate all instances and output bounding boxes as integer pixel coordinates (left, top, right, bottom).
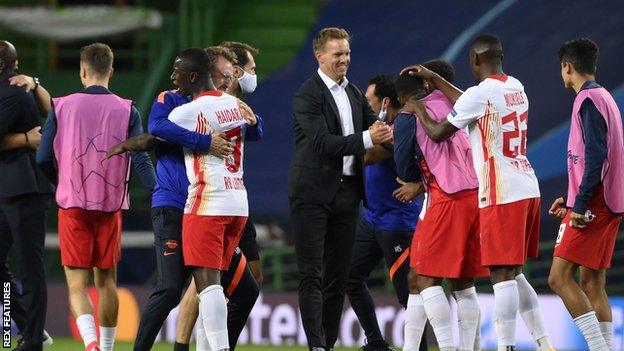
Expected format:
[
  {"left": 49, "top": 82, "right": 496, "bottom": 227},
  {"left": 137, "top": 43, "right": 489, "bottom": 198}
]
[
  {"left": 0, "top": 40, "right": 17, "bottom": 74},
  {"left": 470, "top": 34, "right": 503, "bottom": 62},
  {"left": 468, "top": 33, "right": 504, "bottom": 80}
]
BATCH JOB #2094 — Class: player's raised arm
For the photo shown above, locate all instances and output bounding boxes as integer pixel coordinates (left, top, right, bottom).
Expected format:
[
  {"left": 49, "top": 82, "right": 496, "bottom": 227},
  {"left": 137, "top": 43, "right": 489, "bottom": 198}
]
[{"left": 404, "top": 98, "right": 458, "bottom": 142}]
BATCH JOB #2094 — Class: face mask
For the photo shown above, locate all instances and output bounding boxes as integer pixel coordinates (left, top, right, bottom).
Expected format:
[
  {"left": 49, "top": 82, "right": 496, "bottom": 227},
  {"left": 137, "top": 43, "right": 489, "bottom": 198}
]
[
  {"left": 378, "top": 108, "right": 387, "bottom": 121},
  {"left": 378, "top": 98, "right": 388, "bottom": 120},
  {"left": 238, "top": 70, "right": 257, "bottom": 93}
]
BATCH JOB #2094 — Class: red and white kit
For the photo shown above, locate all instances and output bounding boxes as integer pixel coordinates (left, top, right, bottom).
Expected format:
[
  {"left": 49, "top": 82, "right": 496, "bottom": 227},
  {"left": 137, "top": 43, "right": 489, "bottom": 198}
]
[
  {"left": 168, "top": 90, "right": 249, "bottom": 270},
  {"left": 448, "top": 74, "right": 541, "bottom": 266}
]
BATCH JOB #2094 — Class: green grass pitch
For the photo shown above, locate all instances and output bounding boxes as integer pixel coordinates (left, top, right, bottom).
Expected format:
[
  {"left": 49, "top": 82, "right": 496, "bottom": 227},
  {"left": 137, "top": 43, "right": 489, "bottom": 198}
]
[{"left": 21, "top": 338, "right": 363, "bottom": 351}]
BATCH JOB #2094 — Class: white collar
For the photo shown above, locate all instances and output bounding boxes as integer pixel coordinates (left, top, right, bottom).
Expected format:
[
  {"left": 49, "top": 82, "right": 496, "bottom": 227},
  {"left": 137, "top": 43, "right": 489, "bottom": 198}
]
[{"left": 317, "top": 68, "right": 349, "bottom": 90}]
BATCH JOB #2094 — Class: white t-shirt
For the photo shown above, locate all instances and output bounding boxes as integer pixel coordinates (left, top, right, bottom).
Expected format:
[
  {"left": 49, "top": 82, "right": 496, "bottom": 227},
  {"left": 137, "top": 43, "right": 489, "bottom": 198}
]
[
  {"left": 447, "top": 74, "right": 540, "bottom": 208},
  {"left": 168, "top": 91, "right": 248, "bottom": 216}
]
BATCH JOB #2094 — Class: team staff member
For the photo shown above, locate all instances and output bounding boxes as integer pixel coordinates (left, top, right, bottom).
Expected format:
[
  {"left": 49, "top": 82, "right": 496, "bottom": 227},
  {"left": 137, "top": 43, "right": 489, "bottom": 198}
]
[
  {"left": 548, "top": 37, "right": 624, "bottom": 351},
  {"left": 0, "top": 40, "right": 54, "bottom": 351},
  {"left": 290, "top": 27, "right": 393, "bottom": 351},
  {"left": 402, "top": 34, "right": 553, "bottom": 351},
  {"left": 346, "top": 75, "right": 425, "bottom": 351},
  {"left": 221, "top": 40, "right": 263, "bottom": 285},
  {"left": 37, "top": 43, "right": 155, "bottom": 351},
  {"left": 0, "top": 71, "right": 54, "bottom": 348}
]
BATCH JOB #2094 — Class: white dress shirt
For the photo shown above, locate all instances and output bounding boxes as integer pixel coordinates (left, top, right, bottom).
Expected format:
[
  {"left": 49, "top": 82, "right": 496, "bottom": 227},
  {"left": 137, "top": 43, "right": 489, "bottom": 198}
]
[{"left": 317, "top": 68, "right": 373, "bottom": 175}]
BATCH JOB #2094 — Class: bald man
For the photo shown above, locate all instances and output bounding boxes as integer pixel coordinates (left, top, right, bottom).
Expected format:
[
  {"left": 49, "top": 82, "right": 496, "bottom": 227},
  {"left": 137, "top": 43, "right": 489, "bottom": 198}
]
[
  {"left": 0, "top": 40, "right": 54, "bottom": 351},
  {"left": 401, "top": 34, "right": 554, "bottom": 351}
]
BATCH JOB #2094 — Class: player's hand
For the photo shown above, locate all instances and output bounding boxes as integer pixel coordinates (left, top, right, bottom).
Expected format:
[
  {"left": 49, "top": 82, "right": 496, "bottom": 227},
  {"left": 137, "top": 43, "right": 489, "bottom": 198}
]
[
  {"left": 570, "top": 211, "right": 587, "bottom": 229},
  {"left": 400, "top": 64, "right": 436, "bottom": 80},
  {"left": 248, "top": 260, "right": 264, "bottom": 286},
  {"left": 238, "top": 99, "right": 257, "bottom": 126},
  {"left": 369, "top": 120, "right": 386, "bottom": 130},
  {"left": 9, "top": 75, "right": 37, "bottom": 92},
  {"left": 25, "top": 126, "right": 41, "bottom": 150},
  {"left": 402, "top": 99, "right": 427, "bottom": 116},
  {"left": 548, "top": 197, "right": 567, "bottom": 219},
  {"left": 370, "top": 123, "right": 392, "bottom": 145},
  {"left": 393, "top": 178, "right": 424, "bottom": 203},
  {"left": 209, "top": 132, "right": 234, "bottom": 159},
  {"left": 105, "top": 141, "right": 127, "bottom": 159}
]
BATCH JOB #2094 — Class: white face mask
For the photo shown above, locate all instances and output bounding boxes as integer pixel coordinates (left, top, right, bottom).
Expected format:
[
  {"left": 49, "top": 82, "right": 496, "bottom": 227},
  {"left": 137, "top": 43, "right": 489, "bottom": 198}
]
[
  {"left": 378, "top": 108, "right": 387, "bottom": 121},
  {"left": 238, "top": 70, "right": 257, "bottom": 93},
  {"left": 378, "top": 98, "right": 388, "bottom": 120}
]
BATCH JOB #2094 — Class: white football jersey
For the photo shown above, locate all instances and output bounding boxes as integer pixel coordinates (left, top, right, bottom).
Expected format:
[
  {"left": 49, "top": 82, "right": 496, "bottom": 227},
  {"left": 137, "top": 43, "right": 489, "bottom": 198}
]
[
  {"left": 447, "top": 74, "right": 540, "bottom": 208},
  {"left": 168, "top": 91, "right": 248, "bottom": 216}
]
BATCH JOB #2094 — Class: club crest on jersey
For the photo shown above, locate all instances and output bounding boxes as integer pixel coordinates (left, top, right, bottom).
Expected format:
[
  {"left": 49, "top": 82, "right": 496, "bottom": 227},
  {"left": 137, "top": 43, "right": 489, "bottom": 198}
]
[{"left": 165, "top": 240, "right": 178, "bottom": 250}]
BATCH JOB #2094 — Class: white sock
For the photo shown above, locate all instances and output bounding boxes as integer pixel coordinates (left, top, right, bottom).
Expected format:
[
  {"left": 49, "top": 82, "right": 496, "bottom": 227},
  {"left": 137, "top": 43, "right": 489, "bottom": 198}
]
[
  {"left": 76, "top": 314, "right": 98, "bottom": 348},
  {"left": 196, "top": 308, "right": 212, "bottom": 351},
  {"left": 599, "top": 321, "right": 613, "bottom": 351},
  {"left": 574, "top": 311, "right": 608, "bottom": 351},
  {"left": 492, "top": 280, "right": 519, "bottom": 350},
  {"left": 516, "top": 274, "right": 552, "bottom": 350},
  {"left": 421, "top": 286, "right": 455, "bottom": 350},
  {"left": 99, "top": 326, "right": 116, "bottom": 351},
  {"left": 198, "top": 285, "right": 229, "bottom": 351},
  {"left": 474, "top": 309, "right": 482, "bottom": 351},
  {"left": 453, "top": 287, "right": 480, "bottom": 351},
  {"left": 403, "top": 294, "right": 427, "bottom": 351}
]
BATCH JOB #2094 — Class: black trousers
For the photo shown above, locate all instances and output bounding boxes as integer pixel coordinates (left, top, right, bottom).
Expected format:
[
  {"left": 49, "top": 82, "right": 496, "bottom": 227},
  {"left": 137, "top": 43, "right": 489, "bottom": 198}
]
[
  {"left": 0, "top": 193, "right": 50, "bottom": 351},
  {"left": 347, "top": 217, "right": 426, "bottom": 350},
  {"left": 133, "top": 207, "right": 260, "bottom": 351},
  {"left": 290, "top": 177, "right": 360, "bottom": 350}
]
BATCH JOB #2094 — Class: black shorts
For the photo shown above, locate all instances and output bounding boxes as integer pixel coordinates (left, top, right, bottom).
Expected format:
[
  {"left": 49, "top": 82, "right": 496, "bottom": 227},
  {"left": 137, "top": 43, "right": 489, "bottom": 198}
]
[{"left": 237, "top": 219, "right": 259, "bottom": 261}]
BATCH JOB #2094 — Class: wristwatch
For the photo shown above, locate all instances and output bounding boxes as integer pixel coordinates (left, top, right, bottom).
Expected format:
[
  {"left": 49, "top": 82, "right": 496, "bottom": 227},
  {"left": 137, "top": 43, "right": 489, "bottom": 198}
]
[{"left": 32, "top": 77, "right": 40, "bottom": 91}]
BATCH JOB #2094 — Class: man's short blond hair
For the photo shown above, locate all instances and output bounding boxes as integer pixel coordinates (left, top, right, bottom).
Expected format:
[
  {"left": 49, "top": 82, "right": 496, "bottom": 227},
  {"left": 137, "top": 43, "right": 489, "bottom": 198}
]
[
  {"left": 205, "top": 46, "right": 238, "bottom": 66},
  {"left": 80, "top": 43, "right": 113, "bottom": 77},
  {"left": 313, "top": 27, "right": 350, "bottom": 53}
]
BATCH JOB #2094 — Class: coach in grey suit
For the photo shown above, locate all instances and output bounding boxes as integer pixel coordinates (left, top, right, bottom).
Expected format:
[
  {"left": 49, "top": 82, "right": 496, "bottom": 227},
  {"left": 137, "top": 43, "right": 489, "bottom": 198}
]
[{"left": 289, "top": 27, "right": 393, "bottom": 351}]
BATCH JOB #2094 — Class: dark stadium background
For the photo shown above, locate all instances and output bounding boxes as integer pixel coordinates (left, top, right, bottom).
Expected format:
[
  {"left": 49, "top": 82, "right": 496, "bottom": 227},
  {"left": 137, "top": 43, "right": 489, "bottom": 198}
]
[{"left": 1, "top": 0, "right": 623, "bottom": 349}]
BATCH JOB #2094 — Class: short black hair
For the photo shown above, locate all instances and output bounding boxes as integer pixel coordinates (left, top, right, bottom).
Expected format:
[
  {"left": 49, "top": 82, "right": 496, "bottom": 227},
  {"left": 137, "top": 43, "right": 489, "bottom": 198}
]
[
  {"left": 177, "top": 48, "right": 212, "bottom": 78},
  {"left": 470, "top": 33, "right": 503, "bottom": 62},
  {"left": 422, "top": 59, "right": 455, "bottom": 83},
  {"left": 558, "top": 37, "right": 598, "bottom": 75},
  {"left": 368, "top": 75, "right": 400, "bottom": 109},
  {"left": 395, "top": 59, "right": 456, "bottom": 99},
  {"left": 395, "top": 73, "right": 426, "bottom": 100},
  {"left": 220, "top": 41, "right": 259, "bottom": 67}
]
